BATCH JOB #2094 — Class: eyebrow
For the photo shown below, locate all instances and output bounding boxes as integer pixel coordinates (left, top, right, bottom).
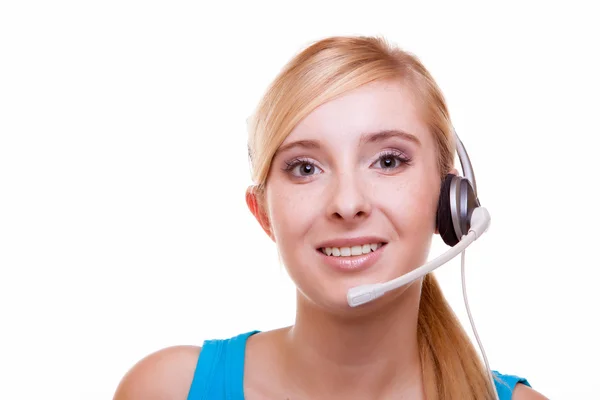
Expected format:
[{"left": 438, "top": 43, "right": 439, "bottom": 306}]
[
  {"left": 360, "top": 129, "right": 421, "bottom": 146},
  {"left": 275, "top": 129, "right": 421, "bottom": 155}
]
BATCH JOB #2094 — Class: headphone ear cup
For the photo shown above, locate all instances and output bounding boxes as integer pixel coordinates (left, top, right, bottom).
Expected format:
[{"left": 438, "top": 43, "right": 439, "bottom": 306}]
[
  {"left": 454, "top": 175, "right": 481, "bottom": 239},
  {"left": 436, "top": 174, "right": 460, "bottom": 247},
  {"left": 436, "top": 173, "right": 482, "bottom": 247}
]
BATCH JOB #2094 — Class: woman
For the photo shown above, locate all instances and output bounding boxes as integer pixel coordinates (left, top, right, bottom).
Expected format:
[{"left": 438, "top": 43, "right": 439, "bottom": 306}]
[{"left": 113, "top": 35, "right": 547, "bottom": 399}]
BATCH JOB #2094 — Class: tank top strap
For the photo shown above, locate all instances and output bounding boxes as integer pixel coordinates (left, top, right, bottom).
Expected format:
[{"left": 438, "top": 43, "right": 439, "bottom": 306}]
[
  {"left": 492, "top": 370, "right": 532, "bottom": 399},
  {"left": 187, "top": 330, "right": 260, "bottom": 400},
  {"left": 224, "top": 330, "right": 260, "bottom": 399}
]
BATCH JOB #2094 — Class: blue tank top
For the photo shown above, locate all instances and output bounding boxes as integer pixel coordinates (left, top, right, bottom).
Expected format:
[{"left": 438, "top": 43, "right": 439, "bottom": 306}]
[{"left": 187, "top": 330, "right": 532, "bottom": 400}]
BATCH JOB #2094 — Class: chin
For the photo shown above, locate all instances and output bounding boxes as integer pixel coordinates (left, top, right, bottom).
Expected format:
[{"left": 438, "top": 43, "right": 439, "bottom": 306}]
[
  {"left": 288, "top": 247, "right": 423, "bottom": 314},
  {"left": 299, "top": 277, "right": 414, "bottom": 317}
]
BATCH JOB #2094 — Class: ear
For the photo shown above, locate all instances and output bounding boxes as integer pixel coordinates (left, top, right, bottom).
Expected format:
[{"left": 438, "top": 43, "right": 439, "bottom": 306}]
[
  {"left": 246, "top": 185, "right": 275, "bottom": 241},
  {"left": 434, "top": 168, "right": 460, "bottom": 234}
]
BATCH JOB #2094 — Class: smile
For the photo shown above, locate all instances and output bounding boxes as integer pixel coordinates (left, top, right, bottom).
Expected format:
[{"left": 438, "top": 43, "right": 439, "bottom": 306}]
[
  {"left": 317, "top": 242, "right": 387, "bottom": 272},
  {"left": 319, "top": 242, "right": 385, "bottom": 257}
]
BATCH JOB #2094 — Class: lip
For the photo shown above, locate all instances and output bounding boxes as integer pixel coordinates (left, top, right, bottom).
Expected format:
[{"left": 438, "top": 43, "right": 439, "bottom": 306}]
[
  {"left": 315, "top": 236, "right": 388, "bottom": 249},
  {"left": 317, "top": 243, "right": 386, "bottom": 273}
]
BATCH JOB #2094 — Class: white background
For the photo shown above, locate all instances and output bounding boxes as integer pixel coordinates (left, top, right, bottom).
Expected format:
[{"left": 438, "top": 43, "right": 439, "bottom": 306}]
[{"left": 1, "top": 1, "right": 598, "bottom": 399}]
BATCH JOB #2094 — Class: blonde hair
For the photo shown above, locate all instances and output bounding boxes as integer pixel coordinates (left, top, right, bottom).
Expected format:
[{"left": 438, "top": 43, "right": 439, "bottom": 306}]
[{"left": 247, "top": 35, "right": 497, "bottom": 399}]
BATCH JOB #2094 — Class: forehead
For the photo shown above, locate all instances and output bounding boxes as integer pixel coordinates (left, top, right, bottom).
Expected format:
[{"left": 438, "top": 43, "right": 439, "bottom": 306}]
[{"left": 282, "top": 80, "right": 432, "bottom": 147}]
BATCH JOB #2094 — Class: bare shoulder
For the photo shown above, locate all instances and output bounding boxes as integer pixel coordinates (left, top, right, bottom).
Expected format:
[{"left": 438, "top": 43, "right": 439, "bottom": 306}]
[
  {"left": 113, "top": 345, "right": 201, "bottom": 400},
  {"left": 511, "top": 383, "right": 550, "bottom": 400}
]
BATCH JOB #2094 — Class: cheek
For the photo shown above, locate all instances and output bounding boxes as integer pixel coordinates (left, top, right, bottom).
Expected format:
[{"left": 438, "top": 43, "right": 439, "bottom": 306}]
[
  {"left": 266, "top": 185, "right": 321, "bottom": 246},
  {"left": 376, "top": 175, "right": 439, "bottom": 234}
]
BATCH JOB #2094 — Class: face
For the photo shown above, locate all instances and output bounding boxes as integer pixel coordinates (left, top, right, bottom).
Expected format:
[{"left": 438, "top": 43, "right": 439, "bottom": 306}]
[{"left": 250, "top": 80, "right": 443, "bottom": 312}]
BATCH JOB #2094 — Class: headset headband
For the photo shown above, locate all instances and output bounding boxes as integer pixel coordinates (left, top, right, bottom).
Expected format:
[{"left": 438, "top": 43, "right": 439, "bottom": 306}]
[{"left": 454, "top": 130, "right": 477, "bottom": 196}]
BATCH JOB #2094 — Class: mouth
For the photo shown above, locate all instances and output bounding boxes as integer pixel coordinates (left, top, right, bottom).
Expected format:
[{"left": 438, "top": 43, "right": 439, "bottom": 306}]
[
  {"left": 318, "top": 242, "right": 387, "bottom": 257},
  {"left": 316, "top": 241, "right": 388, "bottom": 272}
]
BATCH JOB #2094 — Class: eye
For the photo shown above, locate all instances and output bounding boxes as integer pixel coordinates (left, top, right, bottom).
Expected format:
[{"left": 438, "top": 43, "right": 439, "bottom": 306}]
[
  {"left": 284, "top": 158, "right": 323, "bottom": 178},
  {"left": 371, "top": 150, "right": 412, "bottom": 170}
]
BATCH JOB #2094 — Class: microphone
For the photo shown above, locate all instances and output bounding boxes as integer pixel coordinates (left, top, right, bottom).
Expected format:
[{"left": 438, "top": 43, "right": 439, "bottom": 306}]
[{"left": 347, "top": 206, "right": 492, "bottom": 307}]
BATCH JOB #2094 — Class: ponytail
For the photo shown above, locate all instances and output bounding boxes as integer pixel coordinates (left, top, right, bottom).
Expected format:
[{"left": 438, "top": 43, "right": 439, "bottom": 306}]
[{"left": 417, "top": 274, "right": 498, "bottom": 399}]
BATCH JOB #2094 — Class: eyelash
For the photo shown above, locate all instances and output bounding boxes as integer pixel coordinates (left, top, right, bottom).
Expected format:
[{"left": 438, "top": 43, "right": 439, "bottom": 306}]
[
  {"left": 282, "top": 150, "right": 412, "bottom": 178},
  {"left": 283, "top": 157, "right": 318, "bottom": 176},
  {"left": 374, "top": 150, "right": 413, "bottom": 170}
]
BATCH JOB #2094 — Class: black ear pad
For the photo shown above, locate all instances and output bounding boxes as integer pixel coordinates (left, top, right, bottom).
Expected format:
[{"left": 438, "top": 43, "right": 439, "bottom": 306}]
[
  {"left": 436, "top": 173, "right": 481, "bottom": 247},
  {"left": 436, "top": 174, "right": 460, "bottom": 246}
]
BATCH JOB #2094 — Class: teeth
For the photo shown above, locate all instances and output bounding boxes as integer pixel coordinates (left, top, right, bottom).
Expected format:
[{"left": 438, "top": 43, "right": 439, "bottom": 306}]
[{"left": 321, "top": 243, "right": 383, "bottom": 257}]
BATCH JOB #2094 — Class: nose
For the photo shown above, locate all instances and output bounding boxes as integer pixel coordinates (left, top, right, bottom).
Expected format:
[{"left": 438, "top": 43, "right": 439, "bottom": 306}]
[{"left": 326, "top": 172, "right": 372, "bottom": 222}]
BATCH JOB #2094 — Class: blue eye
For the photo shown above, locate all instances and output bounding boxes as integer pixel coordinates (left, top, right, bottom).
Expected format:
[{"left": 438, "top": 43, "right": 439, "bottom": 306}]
[
  {"left": 284, "top": 158, "right": 323, "bottom": 177},
  {"left": 372, "top": 150, "right": 412, "bottom": 170}
]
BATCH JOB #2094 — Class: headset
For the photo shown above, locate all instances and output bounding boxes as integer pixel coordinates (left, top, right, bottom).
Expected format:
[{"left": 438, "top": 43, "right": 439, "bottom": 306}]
[
  {"left": 437, "top": 131, "right": 482, "bottom": 247},
  {"left": 347, "top": 130, "right": 491, "bottom": 307},
  {"left": 346, "top": 130, "right": 499, "bottom": 399}
]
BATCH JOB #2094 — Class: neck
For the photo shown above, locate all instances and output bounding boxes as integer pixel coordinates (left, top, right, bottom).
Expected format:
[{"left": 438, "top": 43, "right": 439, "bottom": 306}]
[{"left": 283, "top": 282, "right": 425, "bottom": 399}]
